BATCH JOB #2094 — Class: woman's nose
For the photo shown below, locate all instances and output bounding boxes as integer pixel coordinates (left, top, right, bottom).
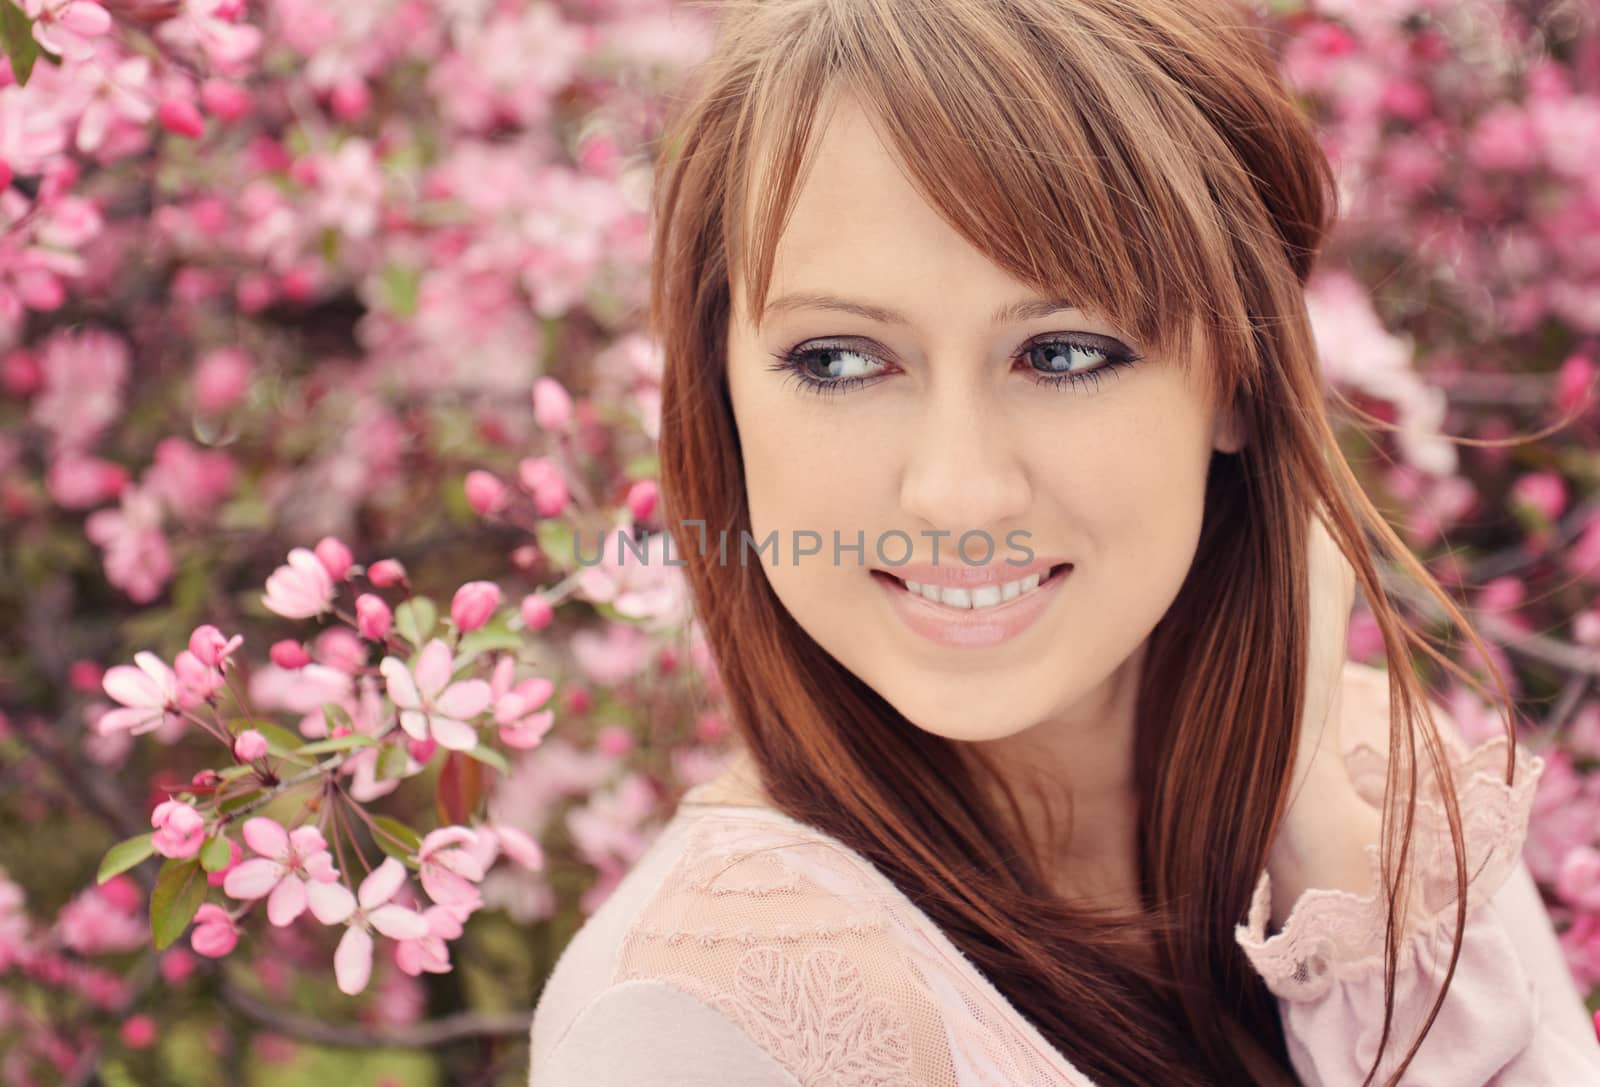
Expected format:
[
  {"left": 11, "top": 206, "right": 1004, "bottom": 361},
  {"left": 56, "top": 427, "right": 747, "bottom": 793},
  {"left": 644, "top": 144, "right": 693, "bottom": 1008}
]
[{"left": 896, "top": 393, "right": 1032, "bottom": 539}]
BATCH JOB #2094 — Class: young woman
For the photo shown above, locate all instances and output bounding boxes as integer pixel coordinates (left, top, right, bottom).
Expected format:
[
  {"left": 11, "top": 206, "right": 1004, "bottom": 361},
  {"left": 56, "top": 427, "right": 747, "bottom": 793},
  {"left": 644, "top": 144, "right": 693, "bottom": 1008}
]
[{"left": 530, "top": 1, "right": 1600, "bottom": 1083}]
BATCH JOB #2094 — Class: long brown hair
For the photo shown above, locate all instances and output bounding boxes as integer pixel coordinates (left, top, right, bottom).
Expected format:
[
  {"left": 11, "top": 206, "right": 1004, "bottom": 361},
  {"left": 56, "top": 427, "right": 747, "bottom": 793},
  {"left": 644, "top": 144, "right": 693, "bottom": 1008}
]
[{"left": 649, "top": 1, "right": 1521, "bottom": 1083}]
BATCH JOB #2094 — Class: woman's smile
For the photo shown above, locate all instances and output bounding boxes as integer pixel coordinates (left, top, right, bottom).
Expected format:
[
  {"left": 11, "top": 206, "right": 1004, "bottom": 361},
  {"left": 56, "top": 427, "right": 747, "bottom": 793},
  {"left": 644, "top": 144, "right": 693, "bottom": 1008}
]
[{"left": 871, "top": 562, "right": 1073, "bottom": 648}]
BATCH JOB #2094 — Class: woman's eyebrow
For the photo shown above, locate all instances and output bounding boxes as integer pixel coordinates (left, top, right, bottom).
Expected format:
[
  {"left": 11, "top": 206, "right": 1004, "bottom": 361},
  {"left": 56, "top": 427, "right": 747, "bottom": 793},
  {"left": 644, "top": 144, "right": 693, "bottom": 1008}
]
[{"left": 761, "top": 291, "right": 1080, "bottom": 328}]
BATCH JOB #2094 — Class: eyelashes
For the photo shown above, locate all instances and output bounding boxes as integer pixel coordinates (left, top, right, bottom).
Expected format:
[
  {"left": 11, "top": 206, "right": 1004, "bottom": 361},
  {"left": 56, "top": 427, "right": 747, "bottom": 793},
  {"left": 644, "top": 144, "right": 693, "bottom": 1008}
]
[{"left": 764, "top": 334, "right": 1144, "bottom": 399}]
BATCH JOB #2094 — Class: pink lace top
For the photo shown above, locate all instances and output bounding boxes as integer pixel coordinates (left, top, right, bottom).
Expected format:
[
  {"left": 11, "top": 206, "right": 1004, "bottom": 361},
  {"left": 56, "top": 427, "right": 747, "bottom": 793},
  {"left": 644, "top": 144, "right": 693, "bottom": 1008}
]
[{"left": 528, "top": 666, "right": 1600, "bottom": 1085}]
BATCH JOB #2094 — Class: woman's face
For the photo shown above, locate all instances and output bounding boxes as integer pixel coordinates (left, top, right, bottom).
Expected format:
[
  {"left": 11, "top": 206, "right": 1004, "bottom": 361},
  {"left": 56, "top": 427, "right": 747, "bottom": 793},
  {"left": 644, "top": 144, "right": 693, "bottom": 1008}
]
[{"left": 725, "top": 95, "right": 1241, "bottom": 746}]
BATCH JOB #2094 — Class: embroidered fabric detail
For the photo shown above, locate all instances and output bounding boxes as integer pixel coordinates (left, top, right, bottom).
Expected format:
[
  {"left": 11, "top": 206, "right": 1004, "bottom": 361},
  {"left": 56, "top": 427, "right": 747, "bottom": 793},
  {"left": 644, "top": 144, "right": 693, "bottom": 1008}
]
[
  {"left": 611, "top": 809, "right": 1097, "bottom": 1085},
  {"left": 1235, "top": 732, "right": 1542, "bottom": 1001}
]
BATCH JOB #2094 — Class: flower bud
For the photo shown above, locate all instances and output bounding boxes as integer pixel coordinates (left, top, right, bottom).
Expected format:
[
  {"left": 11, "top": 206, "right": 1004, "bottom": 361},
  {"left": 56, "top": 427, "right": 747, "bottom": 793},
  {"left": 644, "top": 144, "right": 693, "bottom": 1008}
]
[
  {"left": 519, "top": 593, "right": 554, "bottom": 631},
  {"left": 199, "top": 79, "right": 252, "bottom": 122},
  {"left": 314, "top": 536, "right": 354, "bottom": 580},
  {"left": 464, "top": 470, "right": 507, "bottom": 515},
  {"left": 270, "top": 640, "right": 311, "bottom": 669},
  {"left": 158, "top": 98, "right": 206, "bottom": 139},
  {"left": 189, "top": 624, "right": 241, "bottom": 669},
  {"left": 191, "top": 904, "right": 239, "bottom": 957},
  {"left": 451, "top": 581, "right": 501, "bottom": 633},
  {"left": 625, "top": 479, "right": 658, "bottom": 522},
  {"left": 367, "top": 559, "right": 407, "bottom": 587},
  {"left": 356, "top": 593, "right": 393, "bottom": 641},
  {"left": 233, "top": 729, "right": 269, "bottom": 761},
  {"left": 151, "top": 800, "right": 206, "bottom": 859},
  {"left": 532, "top": 377, "right": 574, "bottom": 430}
]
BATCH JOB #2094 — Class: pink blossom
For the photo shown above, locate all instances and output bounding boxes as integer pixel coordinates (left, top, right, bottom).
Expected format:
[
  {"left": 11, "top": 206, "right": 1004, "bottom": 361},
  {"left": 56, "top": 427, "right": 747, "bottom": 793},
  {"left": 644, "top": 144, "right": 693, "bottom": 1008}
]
[
  {"left": 45, "top": 452, "right": 127, "bottom": 509},
  {"left": 22, "top": 0, "right": 113, "bottom": 62},
  {"left": 222, "top": 818, "right": 347, "bottom": 927},
  {"left": 189, "top": 624, "right": 243, "bottom": 670},
  {"left": 248, "top": 662, "right": 352, "bottom": 724},
  {"left": 121, "top": 1014, "right": 157, "bottom": 1049},
  {"left": 517, "top": 456, "right": 568, "bottom": 517},
  {"left": 450, "top": 581, "right": 500, "bottom": 633},
  {"left": 625, "top": 479, "right": 658, "bottom": 521},
  {"left": 155, "top": 0, "right": 264, "bottom": 76},
  {"left": 151, "top": 800, "right": 206, "bottom": 859},
  {"left": 416, "top": 827, "right": 486, "bottom": 910},
  {"left": 1558, "top": 847, "right": 1600, "bottom": 911},
  {"left": 233, "top": 729, "right": 268, "bottom": 761},
  {"left": 575, "top": 529, "right": 690, "bottom": 630},
  {"left": 393, "top": 903, "right": 461, "bottom": 978},
  {"left": 571, "top": 621, "right": 651, "bottom": 687},
  {"left": 157, "top": 98, "right": 206, "bottom": 139},
  {"left": 192, "top": 346, "right": 252, "bottom": 413},
  {"left": 489, "top": 657, "right": 555, "bottom": 749},
  {"left": 198, "top": 79, "right": 251, "bottom": 122},
  {"left": 1510, "top": 471, "right": 1566, "bottom": 522},
  {"left": 160, "top": 948, "right": 197, "bottom": 985},
  {"left": 262, "top": 547, "right": 337, "bottom": 619},
  {"left": 270, "top": 640, "right": 311, "bottom": 669},
  {"left": 368, "top": 559, "right": 407, "bottom": 587},
  {"left": 190, "top": 904, "right": 238, "bottom": 957},
  {"left": 567, "top": 772, "right": 657, "bottom": 874},
  {"left": 477, "top": 823, "right": 545, "bottom": 874},
  {"left": 29, "top": 326, "right": 129, "bottom": 454},
  {"left": 173, "top": 649, "right": 225, "bottom": 706},
  {"left": 143, "top": 438, "right": 239, "bottom": 524},
  {"left": 1567, "top": 514, "right": 1600, "bottom": 584},
  {"left": 314, "top": 536, "right": 354, "bottom": 580},
  {"left": 520, "top": 593, "right": 554, "bottom": 631},
  {"left": 99, "top": 651, "right": 182, "bottom": 736},
  {"left": 1467, "top": 104, "right": 1541, "bottom": 173},
  {"left": 356, "top": 594, "right": 392, "bottom": 641},
  {"left": 80, "top": 484, "right": 172, "bottom": 602},
  {"left": 596, "top": 724, "right": 633, "bottom": 758},
  {"left": 463, "top": 470, "right": 506, "bottom": 515},
  {"left": 1557, "top": 354, "right": 1595, "bottom": 416},
  {"left": 307, "top": 858, "right": 430, "bottom": 996},
  {"left": 55, "top": 878, "right": 146, "bottom": 955},
  {"left": 379, "top": 639, "right": 492, "bottom": 752},
  {"left": 532, "top": 376, "right": 573, "bottom": 430}
]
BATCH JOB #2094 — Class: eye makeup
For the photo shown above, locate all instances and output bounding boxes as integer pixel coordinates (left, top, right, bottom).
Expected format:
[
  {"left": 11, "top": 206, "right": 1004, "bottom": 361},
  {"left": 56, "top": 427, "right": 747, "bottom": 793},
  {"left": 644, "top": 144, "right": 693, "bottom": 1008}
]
[{"left": 764, "top": 332, "right": 1144, "bottom": 399}]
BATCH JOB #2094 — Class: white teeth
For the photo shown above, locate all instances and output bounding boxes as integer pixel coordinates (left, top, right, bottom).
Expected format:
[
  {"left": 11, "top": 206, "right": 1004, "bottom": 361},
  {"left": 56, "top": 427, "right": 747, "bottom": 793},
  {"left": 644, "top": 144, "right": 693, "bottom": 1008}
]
[{"left": 901, "top": 570, "right": 1055, "bottom": 610}]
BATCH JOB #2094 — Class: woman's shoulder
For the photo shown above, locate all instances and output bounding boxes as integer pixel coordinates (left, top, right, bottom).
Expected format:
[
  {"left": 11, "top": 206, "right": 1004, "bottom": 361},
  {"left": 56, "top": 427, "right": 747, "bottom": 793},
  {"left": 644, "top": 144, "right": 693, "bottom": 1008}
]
[{"left": 530, "top": 775, "right": 1096, "bottom": 1086}]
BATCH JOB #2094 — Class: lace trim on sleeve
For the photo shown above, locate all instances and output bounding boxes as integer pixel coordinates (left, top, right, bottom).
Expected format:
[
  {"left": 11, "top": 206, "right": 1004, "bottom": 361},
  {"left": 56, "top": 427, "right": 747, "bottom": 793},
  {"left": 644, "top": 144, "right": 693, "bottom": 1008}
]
[{"left": 1235, "top": 732, "right": 1543, "bottom": 1001}]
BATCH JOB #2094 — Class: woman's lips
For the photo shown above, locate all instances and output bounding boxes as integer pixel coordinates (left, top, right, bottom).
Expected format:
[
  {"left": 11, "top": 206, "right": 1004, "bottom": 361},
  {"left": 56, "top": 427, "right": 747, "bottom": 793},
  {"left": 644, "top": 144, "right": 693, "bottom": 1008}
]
[{"left": 873, "top": 563, "right": 1072, "bottom": 648}]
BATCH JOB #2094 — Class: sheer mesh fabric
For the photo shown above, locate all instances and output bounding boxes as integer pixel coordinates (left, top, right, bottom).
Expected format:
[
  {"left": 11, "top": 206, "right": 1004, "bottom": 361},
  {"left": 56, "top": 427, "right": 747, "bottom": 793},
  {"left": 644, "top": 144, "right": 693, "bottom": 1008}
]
[{"left": 613, "top": 809, "right": 1095, "bottom": 1086}]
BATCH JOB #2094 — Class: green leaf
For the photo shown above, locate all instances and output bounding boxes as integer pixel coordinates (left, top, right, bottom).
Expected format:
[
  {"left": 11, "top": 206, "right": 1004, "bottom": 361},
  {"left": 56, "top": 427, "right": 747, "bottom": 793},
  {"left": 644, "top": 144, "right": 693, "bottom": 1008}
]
[
  {"left": 381, "top": 263, "right": 421, "bottom": 317},
  {"left": 98, "top": 833, "right": 156, "bottom": 884},
  {"left": 0, "top": 0, "right": 42, "bottom": 88},
  {"left": 536, "top": 521, "right": 576, "bottom": 572},
  {"left": 623, "top": 454, "right": 660, "bottom": 481},
  {"left": 458, "top": 742, "right": 510, "bottom": 776},
  {"left": 218, "top": 789, "right": 262, "bottom": 815},
  {"left": 322, "top": 702, "right": 353, "bottom": 732},
  {"left": 394, "top": 597, "right": 438, "bottom": 648},
  {"left": 199, "top": 835, "right": 233, "bottom": 873},
  {"left": 370, "top": 815, "right": 422, "bottom": 870},
  {"left": 375, "top": 744, "right": 411, "bottom": 782},
  {"left": 150, "top": 858, "right": 208, "bottom": 950},
  {"left": 452, "top": 620, "right": 522, "bottom": 675},
  {"left": 294, "top": 733, "right": 377, "bottom": 757}
]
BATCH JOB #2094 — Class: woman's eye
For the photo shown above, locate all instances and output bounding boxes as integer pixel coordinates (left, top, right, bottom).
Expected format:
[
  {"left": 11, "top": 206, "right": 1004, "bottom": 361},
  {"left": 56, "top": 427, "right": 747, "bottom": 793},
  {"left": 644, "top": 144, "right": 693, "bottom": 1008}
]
[
  {"left": 1027, "top": 340, "right": 1108, "bottom": 376},
  {"left": 765, "top": 344, "right": 888, "bottom": 397},
  {"left": 1022, "top": 336, "right": 1142, "bottom": 392}
]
